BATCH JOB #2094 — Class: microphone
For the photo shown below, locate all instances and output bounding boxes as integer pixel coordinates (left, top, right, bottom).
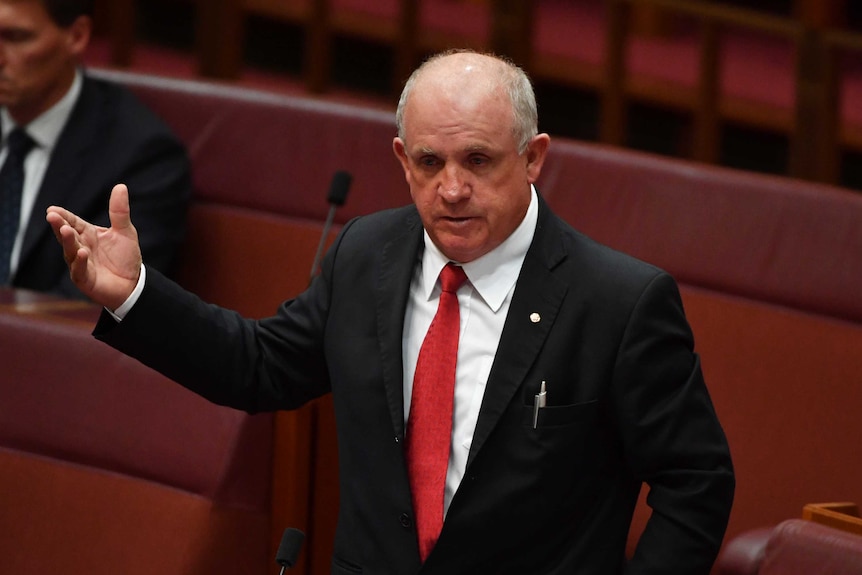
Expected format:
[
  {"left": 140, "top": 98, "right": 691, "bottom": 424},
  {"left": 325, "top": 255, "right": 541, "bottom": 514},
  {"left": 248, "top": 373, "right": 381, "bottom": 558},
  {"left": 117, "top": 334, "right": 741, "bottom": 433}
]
[
  {"left": 275, "top": 528, "right": 305, "bottom": 574},
  {"left": 310, "top": 170, "right": 352, "bottom": 281}
]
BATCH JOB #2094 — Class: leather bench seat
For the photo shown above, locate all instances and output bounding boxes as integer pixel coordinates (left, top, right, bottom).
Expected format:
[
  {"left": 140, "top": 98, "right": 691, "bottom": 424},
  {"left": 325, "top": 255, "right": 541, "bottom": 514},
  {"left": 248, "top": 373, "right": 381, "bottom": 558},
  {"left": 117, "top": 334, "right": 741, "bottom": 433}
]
[
  {"left": 715, "top": 519, "right": 862, "bottom": 575},
  {"left": 0, "top": 306, "right": 273, "bottom": 574},
  {"left": 539, "top": 139, "right": 862, "bottom": 323}
]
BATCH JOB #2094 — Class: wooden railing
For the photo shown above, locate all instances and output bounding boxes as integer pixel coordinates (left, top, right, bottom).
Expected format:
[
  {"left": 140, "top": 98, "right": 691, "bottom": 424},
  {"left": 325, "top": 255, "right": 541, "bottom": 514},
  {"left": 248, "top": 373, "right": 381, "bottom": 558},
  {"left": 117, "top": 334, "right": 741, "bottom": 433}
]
[
  {"left": 92, "top": 0, "right": 861, "bottom": 185},
  {"left": 601, "top": 0, "right": 827, "bottom": 180},
  {"left": 803, "top": 502, "right": 862, "bottom": 536}
]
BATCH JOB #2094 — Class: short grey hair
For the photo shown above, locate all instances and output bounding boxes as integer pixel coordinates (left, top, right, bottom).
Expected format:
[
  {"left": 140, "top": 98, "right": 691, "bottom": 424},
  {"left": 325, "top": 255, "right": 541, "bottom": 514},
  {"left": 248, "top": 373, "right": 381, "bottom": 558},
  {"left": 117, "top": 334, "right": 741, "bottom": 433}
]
[{"left": 395, "top": 50, "right": 539, "bottom": 154}]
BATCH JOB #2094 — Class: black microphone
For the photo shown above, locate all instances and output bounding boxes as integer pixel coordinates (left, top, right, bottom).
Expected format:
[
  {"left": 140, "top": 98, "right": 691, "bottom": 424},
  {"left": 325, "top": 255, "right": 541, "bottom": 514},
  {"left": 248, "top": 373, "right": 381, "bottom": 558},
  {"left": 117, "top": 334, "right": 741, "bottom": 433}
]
[
  {"left": 310, "top": 170, "right": 352, "bottom": 281},
  {"left": 275, "top": 528, "right": 305, "bottom": 574}
]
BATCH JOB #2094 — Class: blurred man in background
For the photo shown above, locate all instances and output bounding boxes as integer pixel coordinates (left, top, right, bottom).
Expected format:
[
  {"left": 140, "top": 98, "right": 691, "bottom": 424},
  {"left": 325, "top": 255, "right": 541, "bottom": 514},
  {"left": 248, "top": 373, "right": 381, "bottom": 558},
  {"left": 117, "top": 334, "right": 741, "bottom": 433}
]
[{"left": 0, "top": 0, "right": 189, "bottom": 298}]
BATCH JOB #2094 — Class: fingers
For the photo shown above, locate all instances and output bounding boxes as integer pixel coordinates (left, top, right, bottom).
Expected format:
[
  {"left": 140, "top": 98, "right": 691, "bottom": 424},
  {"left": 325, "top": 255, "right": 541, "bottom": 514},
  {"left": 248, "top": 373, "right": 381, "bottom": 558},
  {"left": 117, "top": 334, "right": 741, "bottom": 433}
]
[
  {"left": 45, "top": 183, "right": 139, "bottom": 303},
  {"left": 45, "top": 205, "right": 78, "bottom": 237},
  {"left": 47, "top": 184, "right": 130, "bottom": 237},
  {"left": 46, "top": 201, "right": 96, "bottom": 271},
  {"left": 45, "top": 209, "right": 66, "bottom": 243},
  {"left": 68, "top": 247, "right": 91, "bottom": 286},
  {"left": 108, "top": 184, "right": 133, "bottom": 232},
  {"left": 54, "top": 217, "right": 87, "bottom": 267}
]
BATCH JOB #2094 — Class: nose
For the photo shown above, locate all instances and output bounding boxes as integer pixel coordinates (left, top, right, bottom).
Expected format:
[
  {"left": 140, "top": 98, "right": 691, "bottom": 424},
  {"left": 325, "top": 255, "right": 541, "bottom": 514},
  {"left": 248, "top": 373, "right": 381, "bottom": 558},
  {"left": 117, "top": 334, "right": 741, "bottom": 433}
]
[{"left": 438, "top": 164, "right": 470, "bottom": 202}]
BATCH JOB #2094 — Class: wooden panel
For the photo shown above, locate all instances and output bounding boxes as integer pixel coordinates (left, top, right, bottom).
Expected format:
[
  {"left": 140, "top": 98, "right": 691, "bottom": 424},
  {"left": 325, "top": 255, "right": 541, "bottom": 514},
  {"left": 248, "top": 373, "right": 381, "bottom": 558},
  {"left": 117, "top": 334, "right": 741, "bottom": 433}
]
[
  {"left": 173, "top": 204, "right": 342, "bottom": 574},
  {"left": 679, "top": 285, "right": 862, "bottom": 541},
  {"left": 790, "top": 27, "right": 840, "bottom": 182},
  {"left": 803, "top": 503, "right": 862, "bottom": 536},
  {"left": 245, "top": 0, "right": 310, "bottom": 20},
  {"left": 0, "top": 450, "right": 269, "bottom": 575},
  {"left": 196, "top": 0, "right": 244, "bottom": 79},
  {"left": 173, "top": 204, "right": 334, "bottom": 318},
  {"left": 795, "top": 0, "right": 848, "bottom": 29}
]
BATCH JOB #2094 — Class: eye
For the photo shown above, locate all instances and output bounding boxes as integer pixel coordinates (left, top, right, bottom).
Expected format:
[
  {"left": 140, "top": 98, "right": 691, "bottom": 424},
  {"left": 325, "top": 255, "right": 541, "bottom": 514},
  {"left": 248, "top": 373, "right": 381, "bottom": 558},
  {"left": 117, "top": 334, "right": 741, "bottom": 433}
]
[
  {"left": 0, "top": 29, "right": 34, "bottom": 43},
  {"left": 419, "top": 155, "right": 440, "bottom": 168},
  {"left": 467, "top": 154, "right": 490, "bottom": 167}
]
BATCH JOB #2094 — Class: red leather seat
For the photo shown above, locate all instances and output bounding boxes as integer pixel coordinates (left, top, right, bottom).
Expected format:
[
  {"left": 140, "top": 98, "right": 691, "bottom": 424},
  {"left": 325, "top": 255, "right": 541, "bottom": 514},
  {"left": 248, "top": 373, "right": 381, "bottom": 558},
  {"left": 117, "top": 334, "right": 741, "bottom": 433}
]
[{"left": 716, "top": 519, "right": 862, "bottom": 575}]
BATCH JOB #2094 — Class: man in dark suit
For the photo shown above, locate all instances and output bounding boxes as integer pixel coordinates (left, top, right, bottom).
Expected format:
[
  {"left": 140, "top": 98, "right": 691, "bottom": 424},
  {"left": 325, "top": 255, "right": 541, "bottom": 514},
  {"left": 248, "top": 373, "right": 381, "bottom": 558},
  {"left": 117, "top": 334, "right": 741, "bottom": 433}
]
[
  {"left": 47, "top": 50, "right": 734, "bottom": 574},
  {"left": 0, "top": 0, "right": 189, "bottom": 298}
]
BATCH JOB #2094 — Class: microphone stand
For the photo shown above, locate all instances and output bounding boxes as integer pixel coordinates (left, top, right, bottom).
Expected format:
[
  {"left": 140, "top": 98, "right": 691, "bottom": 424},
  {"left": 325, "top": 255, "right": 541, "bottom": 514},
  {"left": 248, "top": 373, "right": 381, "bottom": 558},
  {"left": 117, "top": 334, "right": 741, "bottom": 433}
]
[
  {"left": 310, "top": 203, "right": 338, "bottom": 282},
  {"left": 309, "top": 170, "right": 352, "bottom": 283}
]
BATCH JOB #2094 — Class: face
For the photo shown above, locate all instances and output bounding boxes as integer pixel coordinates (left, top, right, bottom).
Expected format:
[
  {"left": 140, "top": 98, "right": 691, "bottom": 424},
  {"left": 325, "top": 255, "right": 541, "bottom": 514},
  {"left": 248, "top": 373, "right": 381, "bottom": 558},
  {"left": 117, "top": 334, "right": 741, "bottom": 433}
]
[
  {"left": 393, "top": 58, "right": 549, "bottom": 263},
  {"left": 0, "top": 0, "right": 89, "bottom": 125}
]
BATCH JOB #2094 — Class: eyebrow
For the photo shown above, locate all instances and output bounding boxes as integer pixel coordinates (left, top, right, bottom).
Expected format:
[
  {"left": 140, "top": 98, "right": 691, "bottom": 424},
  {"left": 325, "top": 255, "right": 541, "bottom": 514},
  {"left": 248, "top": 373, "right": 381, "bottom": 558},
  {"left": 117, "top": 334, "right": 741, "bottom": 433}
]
[{"left": 416, "top": 144, "right": 489, "bottom": 155}]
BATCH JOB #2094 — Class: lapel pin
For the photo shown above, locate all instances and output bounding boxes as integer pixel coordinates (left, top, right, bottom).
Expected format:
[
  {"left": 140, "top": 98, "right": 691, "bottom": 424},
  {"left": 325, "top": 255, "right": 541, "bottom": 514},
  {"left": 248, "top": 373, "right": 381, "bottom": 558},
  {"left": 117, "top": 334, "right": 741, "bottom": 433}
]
[{"left": 530, "top": 312, "right": 541, "bottom": 323}]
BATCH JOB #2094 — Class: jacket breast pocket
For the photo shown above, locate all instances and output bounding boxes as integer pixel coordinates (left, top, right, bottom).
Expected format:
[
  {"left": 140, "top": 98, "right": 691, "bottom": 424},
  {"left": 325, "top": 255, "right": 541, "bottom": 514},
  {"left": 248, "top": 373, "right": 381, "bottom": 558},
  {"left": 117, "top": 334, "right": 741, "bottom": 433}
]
[
  {"left": 522, "top": 399, "right": 599, "bottom": 429},
  {"left": 331, "top": 555, "right": 363, "bottom": 574},
  {"left": 516, "top": 399, "right": 603, "bottom": 482}
]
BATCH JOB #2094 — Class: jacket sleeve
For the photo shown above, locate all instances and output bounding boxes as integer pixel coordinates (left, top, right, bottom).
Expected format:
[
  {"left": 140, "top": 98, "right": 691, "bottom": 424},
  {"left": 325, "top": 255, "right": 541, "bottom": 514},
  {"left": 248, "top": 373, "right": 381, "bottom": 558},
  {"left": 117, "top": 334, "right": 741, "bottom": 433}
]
[{"left": 614, "top": 272, "right": 735, "bottom": 575}]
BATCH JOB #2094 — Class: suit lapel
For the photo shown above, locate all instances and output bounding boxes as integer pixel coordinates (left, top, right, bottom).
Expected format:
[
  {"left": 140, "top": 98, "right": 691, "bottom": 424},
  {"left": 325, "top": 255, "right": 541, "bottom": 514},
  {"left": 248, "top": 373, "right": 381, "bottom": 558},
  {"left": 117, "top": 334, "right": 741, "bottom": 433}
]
[
  {"left": 466, "top": 199, "right": 569, "bottom": 467},
  {"left": 371, "top": 200, "right": 570, "bottom": 462},
  {"left": 376, "top": 208, "right": 424, "bottom": 440},
  {"left": 19, "top": 75, "right": 103, "bottom": 265}
]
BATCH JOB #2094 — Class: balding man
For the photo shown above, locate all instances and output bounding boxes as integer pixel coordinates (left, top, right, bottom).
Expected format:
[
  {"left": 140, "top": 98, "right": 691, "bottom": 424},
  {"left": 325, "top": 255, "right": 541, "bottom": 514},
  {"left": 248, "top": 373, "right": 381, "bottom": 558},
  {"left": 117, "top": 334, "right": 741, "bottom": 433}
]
[{"left": 47, "top": 50, "right": 734, "bottom": 574}]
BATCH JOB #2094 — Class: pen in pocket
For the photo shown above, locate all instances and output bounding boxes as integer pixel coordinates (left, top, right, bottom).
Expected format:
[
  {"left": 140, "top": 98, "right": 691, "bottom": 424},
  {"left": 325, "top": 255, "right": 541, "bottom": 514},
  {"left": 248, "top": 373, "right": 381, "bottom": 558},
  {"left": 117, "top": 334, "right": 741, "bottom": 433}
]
[{"left": 532, "top": 380, "right": 547, "bottom": 429}]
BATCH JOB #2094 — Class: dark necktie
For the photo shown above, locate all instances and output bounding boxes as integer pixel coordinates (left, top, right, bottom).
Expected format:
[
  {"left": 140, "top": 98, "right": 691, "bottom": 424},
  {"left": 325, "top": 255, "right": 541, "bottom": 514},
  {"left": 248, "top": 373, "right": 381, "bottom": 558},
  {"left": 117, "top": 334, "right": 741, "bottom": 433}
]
[
  {"left": 0, "top": 128, "right": 36, "bottom": 285},
  {"left": 406, "top": 262, "right": 468, "bottom": 562}
]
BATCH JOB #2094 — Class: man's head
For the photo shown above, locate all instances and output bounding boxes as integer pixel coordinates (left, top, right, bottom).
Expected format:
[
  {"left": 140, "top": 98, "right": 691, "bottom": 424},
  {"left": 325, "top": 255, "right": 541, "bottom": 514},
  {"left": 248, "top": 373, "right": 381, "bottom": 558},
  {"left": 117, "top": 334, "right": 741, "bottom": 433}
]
[
  {"left": 393, "top": 50, "right": 550, "bottom": 263},
  {"left": 0, "top": 0, "right": 92, "bottom": 126}
]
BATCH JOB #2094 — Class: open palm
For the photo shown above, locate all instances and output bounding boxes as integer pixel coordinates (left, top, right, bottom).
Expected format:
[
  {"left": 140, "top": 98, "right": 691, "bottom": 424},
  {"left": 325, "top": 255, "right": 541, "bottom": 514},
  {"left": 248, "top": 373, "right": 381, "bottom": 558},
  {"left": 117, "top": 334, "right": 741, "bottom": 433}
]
[{"left": 46, "top": 183, "right": 143, "bottom": 310}]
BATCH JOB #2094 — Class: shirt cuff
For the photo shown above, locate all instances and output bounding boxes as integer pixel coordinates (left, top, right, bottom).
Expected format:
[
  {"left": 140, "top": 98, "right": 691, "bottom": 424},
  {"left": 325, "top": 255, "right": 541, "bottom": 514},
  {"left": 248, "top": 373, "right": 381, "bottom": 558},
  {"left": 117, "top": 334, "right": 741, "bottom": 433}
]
[{"left": 107, "top": 264, "right": 147, "bottom": 322}]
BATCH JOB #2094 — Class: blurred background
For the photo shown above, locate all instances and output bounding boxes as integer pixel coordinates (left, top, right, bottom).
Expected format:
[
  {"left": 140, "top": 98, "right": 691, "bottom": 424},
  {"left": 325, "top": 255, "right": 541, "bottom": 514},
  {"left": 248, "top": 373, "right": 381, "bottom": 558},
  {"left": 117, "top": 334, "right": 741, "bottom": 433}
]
[{"left": 88, "top": 0, "right": 862, "bottom": 192}]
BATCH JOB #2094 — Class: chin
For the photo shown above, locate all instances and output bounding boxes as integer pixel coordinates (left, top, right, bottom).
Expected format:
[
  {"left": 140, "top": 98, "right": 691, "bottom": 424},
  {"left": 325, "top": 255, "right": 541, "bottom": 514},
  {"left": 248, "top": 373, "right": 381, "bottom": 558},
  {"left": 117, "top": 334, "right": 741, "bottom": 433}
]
[{"left": 440, "top": 246, "right": 481, "bottom": 264}]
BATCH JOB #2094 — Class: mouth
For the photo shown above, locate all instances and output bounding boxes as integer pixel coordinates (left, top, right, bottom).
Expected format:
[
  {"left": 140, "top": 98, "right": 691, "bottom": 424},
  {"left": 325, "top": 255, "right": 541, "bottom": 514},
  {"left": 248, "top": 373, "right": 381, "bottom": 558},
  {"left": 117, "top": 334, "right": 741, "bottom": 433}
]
[
  {"left": 439, "top": 216, "right": 475, "bottom": 226},
  {"left": 440, "top": 212, "right": 475, "bottom": 221}
]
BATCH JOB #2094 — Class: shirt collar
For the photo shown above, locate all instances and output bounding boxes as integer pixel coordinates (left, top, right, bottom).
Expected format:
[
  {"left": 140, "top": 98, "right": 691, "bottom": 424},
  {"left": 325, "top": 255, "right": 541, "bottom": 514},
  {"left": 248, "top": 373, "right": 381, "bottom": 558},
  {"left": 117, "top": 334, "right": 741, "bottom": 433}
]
[
  {"left": 2, "top": 69, "right": 82, "bottom": 151},
  {"left": 420, "top": 185, "right": 538, "bottom": 312}
]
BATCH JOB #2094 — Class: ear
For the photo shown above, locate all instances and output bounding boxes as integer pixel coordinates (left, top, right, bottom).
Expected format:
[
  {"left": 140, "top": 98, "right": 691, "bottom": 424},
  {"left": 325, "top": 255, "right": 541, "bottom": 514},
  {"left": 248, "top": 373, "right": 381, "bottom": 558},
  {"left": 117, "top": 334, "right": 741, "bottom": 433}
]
[
  {"left": 525, "top": 133, "right": 551, "bottom": 184},
  {"left": 65, "top": 15, "right": 92, "bottom": 57},
  {"left": 392, "top": 137, "right": 411, "bottom": 181}
]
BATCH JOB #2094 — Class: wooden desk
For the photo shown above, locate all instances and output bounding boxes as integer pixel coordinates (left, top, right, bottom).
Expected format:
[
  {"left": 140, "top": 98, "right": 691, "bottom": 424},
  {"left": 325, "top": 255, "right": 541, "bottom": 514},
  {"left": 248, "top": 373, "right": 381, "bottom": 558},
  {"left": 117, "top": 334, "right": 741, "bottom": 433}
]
[{"left": 0, "top": 287, "right": 101, "bottom": 325}]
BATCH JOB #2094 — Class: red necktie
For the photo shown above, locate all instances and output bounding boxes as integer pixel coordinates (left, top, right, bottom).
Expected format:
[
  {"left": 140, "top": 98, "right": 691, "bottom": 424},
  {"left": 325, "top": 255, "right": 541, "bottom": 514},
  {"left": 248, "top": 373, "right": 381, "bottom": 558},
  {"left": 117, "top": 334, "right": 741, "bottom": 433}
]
[{"left": 406, "top": 262, "right": 467, "bottom": 562}]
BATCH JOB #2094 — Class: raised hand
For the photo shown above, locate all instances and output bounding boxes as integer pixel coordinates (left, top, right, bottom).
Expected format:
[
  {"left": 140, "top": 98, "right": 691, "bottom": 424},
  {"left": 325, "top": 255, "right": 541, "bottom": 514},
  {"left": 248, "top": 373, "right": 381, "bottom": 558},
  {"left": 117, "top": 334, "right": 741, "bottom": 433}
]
[{"left": 46, "top": 183, "right": 143, "bottom": 310}]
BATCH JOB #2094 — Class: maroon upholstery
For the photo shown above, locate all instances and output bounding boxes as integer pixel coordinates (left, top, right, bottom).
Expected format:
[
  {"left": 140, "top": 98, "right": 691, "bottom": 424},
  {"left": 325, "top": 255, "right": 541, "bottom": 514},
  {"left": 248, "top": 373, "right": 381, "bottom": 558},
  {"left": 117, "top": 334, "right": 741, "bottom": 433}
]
[
  {"left": 91, "top": 69, "right": 410, "bottom": 225},
  {"left": 714, "top": 526, "right": 773, "bottom": 575},
  {"left": 761, "top": 520, "right": 862, "bottom": 575},
  {"left": 540, "top": 140, "right": 862, "bottom": 324},
  {"left": 715, "top": 519, "right": 862, "bottom": 575},
  {"left": 0, "top": 307, "right": 272, "bottom": 509},
  {"left": 0, "top": 293, "right": 273, "bottom": 574}
]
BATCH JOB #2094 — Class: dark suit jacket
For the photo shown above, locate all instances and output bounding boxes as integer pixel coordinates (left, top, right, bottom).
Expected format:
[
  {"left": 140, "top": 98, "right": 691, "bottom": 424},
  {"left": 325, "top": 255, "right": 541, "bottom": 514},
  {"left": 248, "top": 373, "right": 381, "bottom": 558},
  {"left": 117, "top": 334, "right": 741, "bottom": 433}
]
[
  {"left": 11, "top": 73, "right": 190, "bottom": 299},
  {"left": 97, "top": 196, "right": 734, "bottom": 575}
]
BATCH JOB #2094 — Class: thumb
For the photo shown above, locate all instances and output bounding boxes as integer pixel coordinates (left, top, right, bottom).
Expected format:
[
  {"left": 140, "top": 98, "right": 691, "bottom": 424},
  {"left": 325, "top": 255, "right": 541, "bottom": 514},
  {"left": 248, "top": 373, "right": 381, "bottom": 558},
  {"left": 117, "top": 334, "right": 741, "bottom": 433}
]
[{"left": 108, "top": 183, "right": 133, "bottom": 232}]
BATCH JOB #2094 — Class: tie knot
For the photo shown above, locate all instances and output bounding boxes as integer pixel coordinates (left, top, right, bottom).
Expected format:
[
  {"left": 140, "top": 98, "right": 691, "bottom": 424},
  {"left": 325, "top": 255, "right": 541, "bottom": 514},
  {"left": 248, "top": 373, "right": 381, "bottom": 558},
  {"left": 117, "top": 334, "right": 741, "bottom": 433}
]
[
  {"left": 439, "top": 263, "right": 467, "bottom": 293},
  {"left": 5, "top": 128, "right": 35, "bottom": 158}
]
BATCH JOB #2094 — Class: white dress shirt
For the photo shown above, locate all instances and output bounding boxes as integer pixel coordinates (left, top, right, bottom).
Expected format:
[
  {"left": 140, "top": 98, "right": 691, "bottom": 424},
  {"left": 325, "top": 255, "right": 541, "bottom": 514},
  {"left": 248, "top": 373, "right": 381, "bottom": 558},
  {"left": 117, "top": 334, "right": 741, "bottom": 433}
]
[
  {"left": 1, "top": 70, "right": 82, "bottom": 278},
  {"left": 402, "top": 186, "right": 538, "bottom": 515}
]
